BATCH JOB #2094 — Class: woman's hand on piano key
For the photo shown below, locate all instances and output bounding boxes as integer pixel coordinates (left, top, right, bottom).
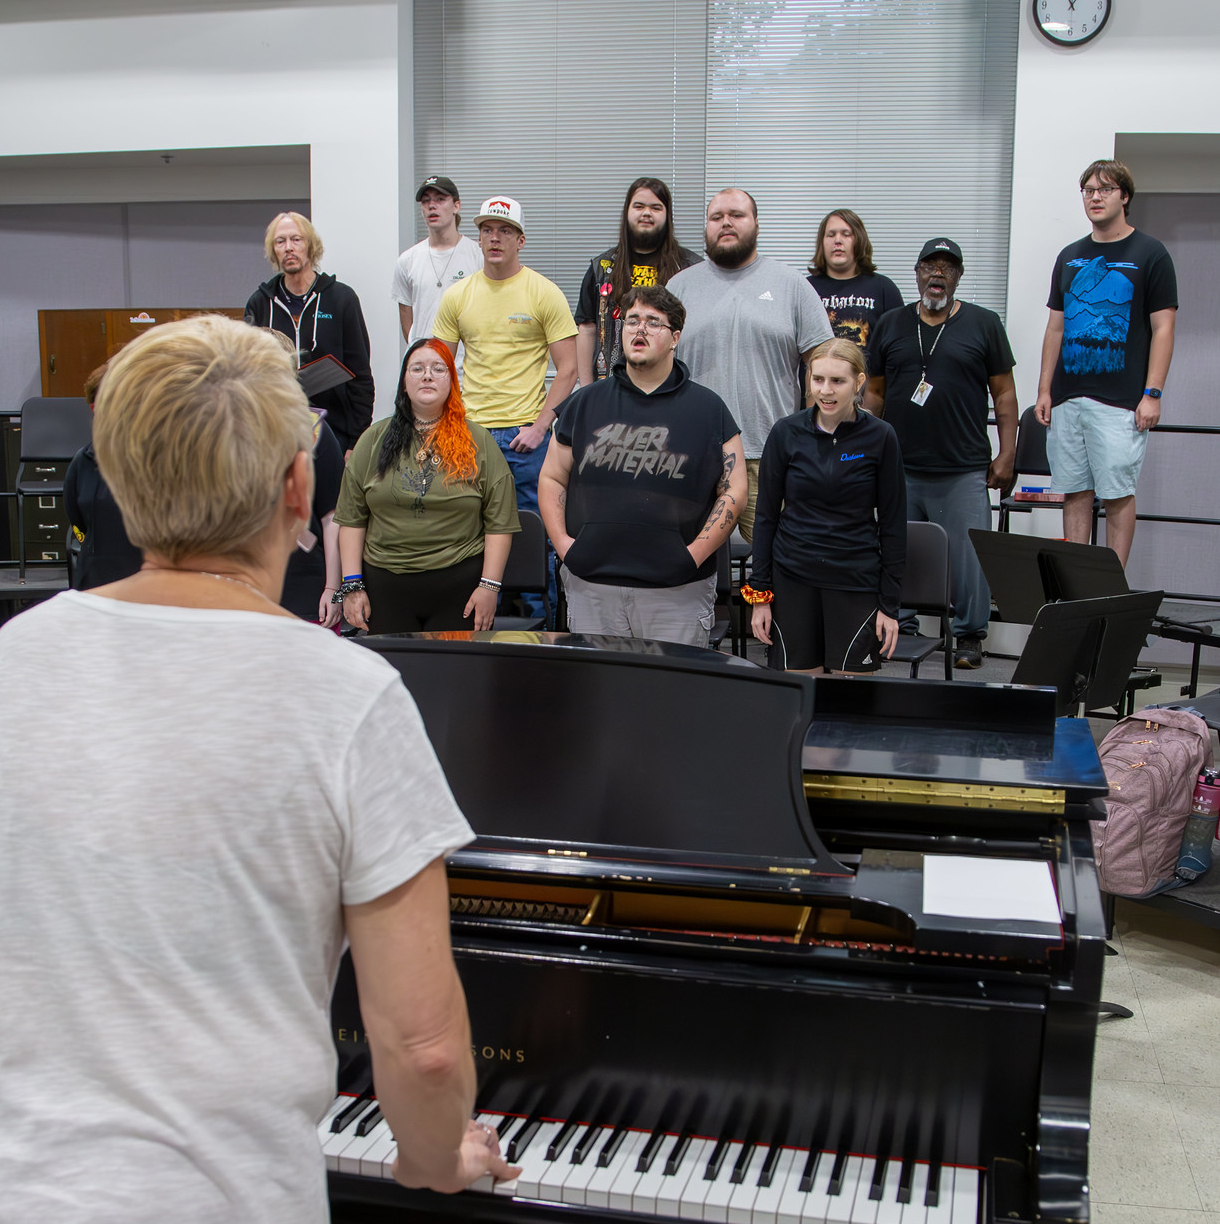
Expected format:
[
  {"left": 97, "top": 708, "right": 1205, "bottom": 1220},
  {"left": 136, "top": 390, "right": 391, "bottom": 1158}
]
[{"left": 393, "top": 1118, "right": 522, "bottom": 1195}]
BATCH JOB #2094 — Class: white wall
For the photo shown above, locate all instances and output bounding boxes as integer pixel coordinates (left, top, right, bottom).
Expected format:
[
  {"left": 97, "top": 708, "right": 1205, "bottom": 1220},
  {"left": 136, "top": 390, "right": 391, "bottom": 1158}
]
[
  {"left": 1007, "top": 0, "right": 1220, "bottom": 406},
  {"left": 0, "top": 1, "right": 401, "bottom": 418}
]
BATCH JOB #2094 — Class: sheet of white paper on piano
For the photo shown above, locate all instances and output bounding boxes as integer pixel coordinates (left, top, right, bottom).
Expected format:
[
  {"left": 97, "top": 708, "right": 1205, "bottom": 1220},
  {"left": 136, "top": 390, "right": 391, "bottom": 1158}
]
[{"left": 922, "top": 855, "right": 1061, "bottom": 924}]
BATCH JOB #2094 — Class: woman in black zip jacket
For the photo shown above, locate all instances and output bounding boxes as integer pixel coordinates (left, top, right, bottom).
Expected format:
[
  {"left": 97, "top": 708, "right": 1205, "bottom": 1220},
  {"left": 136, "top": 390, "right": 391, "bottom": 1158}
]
[{"left": 745, "top": 337, "right": 906, "bottom": 673}]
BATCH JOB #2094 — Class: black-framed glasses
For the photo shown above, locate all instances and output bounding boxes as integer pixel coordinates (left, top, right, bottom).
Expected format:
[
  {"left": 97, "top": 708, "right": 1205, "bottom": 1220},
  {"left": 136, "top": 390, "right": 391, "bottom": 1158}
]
[
  {"left": 1081, "top": 185, "right": 1120, "bottom": 198},
  {"left": 623, "top": 315, "right": 673, "bottom": 334}
]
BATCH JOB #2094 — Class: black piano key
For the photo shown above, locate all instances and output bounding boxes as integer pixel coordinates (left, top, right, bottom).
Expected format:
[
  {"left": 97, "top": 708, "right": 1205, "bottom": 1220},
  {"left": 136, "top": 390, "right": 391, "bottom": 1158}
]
[
  {"left": 898, "top": 1156, "right": 915, "bottom": 1205},
  {"left": 636, "top": 1129, "right": 666, "bottom": 1173},
  {"left": 730, "top": 1141, "right": 756, "bottom": 1185},
  {"left": 757, "top": 1142, "right": 781, "bottom": 1189},
  {"left": 571, "top": 1123, "right": 601, "bottom": 1166},
  {"left": 495, "top": 1114, "right": 517, "bottom": 1139},
  {"left": 703, "top": 1136, "right": 730, "bottom": 1182},
  {"left": 798, "top": 1147, "right": 821, "bottom": 1194},
  {"left": 868, "top": 1154, "right": 888, "bottom": 1201},
  {"left": 330, "top": 1092, "right": 372, "bottom": 1134},
  {"left": 925, "top": 1161, "right": 942, "bottom": 1208},
  {"left": 664, "top": 1132, "right": 691, "bottom": 1176},
  {"left": 506, "top": 1118, "right": 541, "bottom": 1163},
  {"left": 597, "top": 1124, "right": 628, "bottom": 1168},
  {"left": 826, "top": 1149, "right": 849, "bottom": 1196},
  {"left": 355, "top": 1105, "right": 383, "bottom": 1138},
  {"left": 546, "top": 1120, "right": 578, "bottom": 1161}
]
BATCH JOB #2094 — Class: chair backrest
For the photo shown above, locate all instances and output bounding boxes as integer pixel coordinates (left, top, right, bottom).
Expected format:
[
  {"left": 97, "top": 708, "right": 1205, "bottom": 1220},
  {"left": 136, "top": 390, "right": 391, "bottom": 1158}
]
[
  {"left": 1013, "top": 406, "right": 1051, "bottom": 479},
  {"left": 715, "top": 540, "right": 731, "bottom": 600},
  {"left": 500, "top": 509, "right": 547, "bottom": 594},
  {"left": 900, "top": 520, "right": 951, "bottom": 612},
  {"left": 20, "top": 397, "right": 93, "bottom": 462}
]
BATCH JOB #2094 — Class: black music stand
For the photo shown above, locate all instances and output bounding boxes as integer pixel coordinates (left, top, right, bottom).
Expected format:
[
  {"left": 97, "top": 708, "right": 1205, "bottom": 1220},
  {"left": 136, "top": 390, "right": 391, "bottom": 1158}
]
[
  {"left": 1010, "top": 591, "right": 1164, "bottom": 717},
  {"left": 969, "top": 530, "right": 1128, "bottom": 624}
]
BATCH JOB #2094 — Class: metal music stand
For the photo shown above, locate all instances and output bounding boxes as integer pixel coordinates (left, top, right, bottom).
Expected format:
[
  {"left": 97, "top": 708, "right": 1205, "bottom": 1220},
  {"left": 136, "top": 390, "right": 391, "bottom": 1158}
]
[{"left": 1010, "top": 591, "right": 1164, "bottom": 717}]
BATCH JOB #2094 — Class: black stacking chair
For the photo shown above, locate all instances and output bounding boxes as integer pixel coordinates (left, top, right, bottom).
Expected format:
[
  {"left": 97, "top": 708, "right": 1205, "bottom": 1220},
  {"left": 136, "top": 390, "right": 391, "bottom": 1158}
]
[
  {"left": 888, "top": 520, "right": 954, "bottom": 681},
  {"left": 998, "top": 406, "right": 1099, "bottom": 543},
  {"left": 16, "top": 397, "right": 93, "bottom": 578},
  {"left": 493, "top": 509, "right": 550, "bottom": 632}
]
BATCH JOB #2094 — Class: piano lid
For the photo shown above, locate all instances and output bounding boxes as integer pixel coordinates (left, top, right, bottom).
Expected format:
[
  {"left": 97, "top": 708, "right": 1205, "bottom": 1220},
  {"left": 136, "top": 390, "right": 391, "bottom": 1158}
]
[{"left": 358, "top": 632, "right": 850, "bottom": 877}]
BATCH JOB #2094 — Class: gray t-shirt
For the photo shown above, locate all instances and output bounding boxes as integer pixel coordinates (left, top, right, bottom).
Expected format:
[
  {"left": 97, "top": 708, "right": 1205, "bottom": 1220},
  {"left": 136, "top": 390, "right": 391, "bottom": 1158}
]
[
  {"left": 668, "top": 255, "right": 833, "bottom": 457},
  {"left": 0, "top": 592, "right": 475, "bottom": 1224}
]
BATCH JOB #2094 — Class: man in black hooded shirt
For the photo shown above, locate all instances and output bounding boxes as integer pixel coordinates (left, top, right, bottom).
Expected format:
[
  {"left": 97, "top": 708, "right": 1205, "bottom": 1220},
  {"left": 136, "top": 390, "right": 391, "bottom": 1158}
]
[
  {"left": 244, "top": 211, "right": 375, "bottom": 454},
  {"left": 539, "top": 285, "right": 746, "bottom": 648}
]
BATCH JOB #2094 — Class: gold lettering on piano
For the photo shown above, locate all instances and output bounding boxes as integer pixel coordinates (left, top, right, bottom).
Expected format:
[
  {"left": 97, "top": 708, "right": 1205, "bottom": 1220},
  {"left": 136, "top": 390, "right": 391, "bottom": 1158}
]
[
  {"left": 473, "top": 1045, "right": 526, "bottom": 1063},
  {"left": 803, "top": 774, "right": 1065, "bottom": 813}
]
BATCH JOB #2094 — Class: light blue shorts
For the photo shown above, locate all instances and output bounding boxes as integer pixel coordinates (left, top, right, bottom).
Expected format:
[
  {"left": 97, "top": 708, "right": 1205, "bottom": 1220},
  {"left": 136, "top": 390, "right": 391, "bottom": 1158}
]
[{"left": 1046, "top": 396, "right": 1148, "bottom": 501}]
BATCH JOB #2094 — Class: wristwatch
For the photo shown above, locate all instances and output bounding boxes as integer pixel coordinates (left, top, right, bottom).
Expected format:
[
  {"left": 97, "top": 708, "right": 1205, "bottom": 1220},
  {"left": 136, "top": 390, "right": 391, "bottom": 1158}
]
[{"left": 1143, "top": 387, "right": 1162, "bottom": 399}]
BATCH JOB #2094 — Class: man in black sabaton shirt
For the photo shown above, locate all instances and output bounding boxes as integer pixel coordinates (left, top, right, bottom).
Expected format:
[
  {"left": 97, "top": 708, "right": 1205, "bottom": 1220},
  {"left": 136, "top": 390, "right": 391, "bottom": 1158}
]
[
  {"left": 539, "top": 285, "right": 746, "bottom": 648},
  {"left": 865, "top": 239, "right": 1018, "bottom": 670},
  {"left": 574, "top": 178, "right": 701, "bottom": 388}
]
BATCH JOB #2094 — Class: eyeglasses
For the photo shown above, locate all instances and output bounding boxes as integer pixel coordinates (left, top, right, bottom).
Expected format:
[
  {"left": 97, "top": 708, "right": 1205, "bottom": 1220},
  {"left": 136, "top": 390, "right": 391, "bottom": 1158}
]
[
  {"left": 917, "top": 258, "right": 960, "bottom": 274},
  {"left": 623, "top": 315, "right": 673, "bottom": 334},
  {"left": 1081, "top": 185, "right": 1120, "bottom": 198},
  {"left": 407, "top": 362, "right": 450, "bottom": 377}
]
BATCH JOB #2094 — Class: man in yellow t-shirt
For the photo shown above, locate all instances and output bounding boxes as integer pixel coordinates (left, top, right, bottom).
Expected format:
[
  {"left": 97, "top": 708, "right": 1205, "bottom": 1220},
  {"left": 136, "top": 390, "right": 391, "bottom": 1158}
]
[{"left": 433, "top": 196, "right": 577, "bottom": 619}]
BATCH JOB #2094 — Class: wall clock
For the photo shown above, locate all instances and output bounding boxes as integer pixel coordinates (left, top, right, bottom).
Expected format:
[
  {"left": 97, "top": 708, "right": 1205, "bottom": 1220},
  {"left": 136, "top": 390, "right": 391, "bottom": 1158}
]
[{"left": 1034, "top": 0, "right": 1111, "bottom": 46}]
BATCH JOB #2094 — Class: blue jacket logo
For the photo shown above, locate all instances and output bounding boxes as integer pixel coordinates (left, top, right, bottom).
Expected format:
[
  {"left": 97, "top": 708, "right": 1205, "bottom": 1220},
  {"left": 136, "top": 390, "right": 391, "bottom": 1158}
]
[{"left": 840, "top": 452, "right": 864, "bottom": 462}]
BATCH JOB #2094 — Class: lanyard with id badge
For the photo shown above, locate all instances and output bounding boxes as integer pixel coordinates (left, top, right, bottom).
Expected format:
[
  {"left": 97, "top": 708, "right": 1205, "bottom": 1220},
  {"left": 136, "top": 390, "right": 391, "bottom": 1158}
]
[{"left": 911, "top": 315, "right": 949, "bottom": 407}]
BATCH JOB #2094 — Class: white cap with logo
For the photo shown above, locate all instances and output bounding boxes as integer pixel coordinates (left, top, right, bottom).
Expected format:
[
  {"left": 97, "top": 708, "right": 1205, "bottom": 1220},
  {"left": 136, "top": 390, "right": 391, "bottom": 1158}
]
[{"left": 475, "top": 196, "right": 525, "bottom": 234}]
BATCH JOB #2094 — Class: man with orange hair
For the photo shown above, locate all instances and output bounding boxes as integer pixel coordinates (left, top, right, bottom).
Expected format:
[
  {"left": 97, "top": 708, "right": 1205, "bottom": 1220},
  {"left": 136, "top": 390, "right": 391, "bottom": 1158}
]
[{"left": 245, "top": 211, "right": 375, "bottom": 454}]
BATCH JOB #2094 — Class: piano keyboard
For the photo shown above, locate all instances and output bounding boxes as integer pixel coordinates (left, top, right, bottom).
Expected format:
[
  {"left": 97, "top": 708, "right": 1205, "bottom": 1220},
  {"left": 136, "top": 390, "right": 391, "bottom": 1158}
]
[{"left": 320, "top": 1096, "right": 982, "bottom": 1222}]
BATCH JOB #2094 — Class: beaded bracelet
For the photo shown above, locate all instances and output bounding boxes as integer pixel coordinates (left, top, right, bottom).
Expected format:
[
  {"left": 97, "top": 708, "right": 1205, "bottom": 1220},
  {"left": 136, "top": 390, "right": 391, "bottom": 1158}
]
[
  {"left": 478, "top": 577, "right": 502, "bottom": 593},
  {"left": 740, "top": 583, "right": 774, "bottom": 606},
  {"left": 331, "top": 577, "right": 367, "bottom": 605}
]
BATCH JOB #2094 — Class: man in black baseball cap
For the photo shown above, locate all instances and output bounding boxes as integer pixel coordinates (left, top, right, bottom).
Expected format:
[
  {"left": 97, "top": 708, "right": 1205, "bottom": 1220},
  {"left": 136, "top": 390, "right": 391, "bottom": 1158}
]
[
  {"left": 391, "top": 175, "right": 483, "bottom": 348},
  {"left": 865, "top": 236, "right": 1018, "bottom": 669}
]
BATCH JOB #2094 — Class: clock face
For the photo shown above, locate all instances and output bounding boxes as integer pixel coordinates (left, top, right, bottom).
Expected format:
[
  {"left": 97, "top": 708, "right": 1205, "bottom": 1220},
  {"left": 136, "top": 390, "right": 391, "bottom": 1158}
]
[{"left": 1034, "top": 0, "right": 1111, "bottom": 46}]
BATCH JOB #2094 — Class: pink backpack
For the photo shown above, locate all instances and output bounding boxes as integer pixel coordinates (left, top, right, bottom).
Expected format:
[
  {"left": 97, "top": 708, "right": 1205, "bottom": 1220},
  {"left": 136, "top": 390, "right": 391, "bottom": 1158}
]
[{"left": 1091, "top": 707, "right": 1214, "bottom": 898}]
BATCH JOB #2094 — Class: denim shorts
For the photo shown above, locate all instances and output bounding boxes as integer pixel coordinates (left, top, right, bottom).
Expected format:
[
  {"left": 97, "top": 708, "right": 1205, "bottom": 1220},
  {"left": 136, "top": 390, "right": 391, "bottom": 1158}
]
[{"left": 1046, "top": 396, "right": 1148, "bottom": 501}]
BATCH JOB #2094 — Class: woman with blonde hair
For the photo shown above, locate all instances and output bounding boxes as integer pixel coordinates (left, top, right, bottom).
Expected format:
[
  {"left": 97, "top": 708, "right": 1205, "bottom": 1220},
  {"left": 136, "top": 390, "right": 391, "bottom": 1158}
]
[
  {"left": 0, "top": 315, "right": 515, "bottom": 1221},
  {"left": 335, "top": 338, "right": 519, "bottom": 634},
  {"left": 746, "top": 336, "right": 906, "bottom": 673}
]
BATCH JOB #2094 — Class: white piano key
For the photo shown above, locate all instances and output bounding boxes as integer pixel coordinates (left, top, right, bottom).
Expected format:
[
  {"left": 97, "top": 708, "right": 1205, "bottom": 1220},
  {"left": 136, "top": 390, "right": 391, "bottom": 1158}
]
[
  {"left": 847, "top": 1156, "right": 879, "bottom": 1223},
  {"left": 679, "top": 1137, "right": 727, "bottom": 1220},
  {"left": 948, "top": 1167, "right": 978, "bottom": 1223},
  {"left": 824, "top": 1154, "right": 866, "bottom": 1223},
  {"left": 359, "top": 1128, "right": 397, "bottom": 1180},
  {"left": 336, "top": 1117, "right": 390, "bottom": 1175},
  {"left": 537, "top": 1126, "right": 581, "bottom": 1202},
  {"left": 469, "top": 1113, "right": 507, "bottom": 1195},
  {"left": 560, "top": 1126, "right": 616, "bottom": 1206},
  {"left": 726, "top": 1143, "right": 767, "bottom": 1224},
  {"left": 585, "top": 1129, "right": 647, "bottom": 1210},
  {"left": 632, "top": 1131, "right": 680, "bottom": 1213},
  {"left": 703, "top": 1140, "right": 745, "bottom": 1221},
  {"left": 874, "top": 1160, "right": 906, "bottom": 1224},
  {"left": 775, "top": 1147, "right": 820, "bottom": 1224},
  {"left": 608, "top": 1129, "right": 657, "bottom": 1213},
  {"left": 923, "top": 1166, "right": 954, "bottom": 1224},
  {"left": 511, "top": 1120, "right": 564, "bottom": 1199},
  {"left": 316, "top": 1095, "right": 350, "bottom": 1147},
  {"left": 749, "top": 1146, "right": 797, "bottom": 1224},
  {"left": 899, "top": 1163, "right": 928, "bottom": 1224},
  {"left": 794, "top": 1150, "right": 836, "bottom": 1223},
  {"left": 655, "top": 1137, "right": 713, "bottom": 1218}
]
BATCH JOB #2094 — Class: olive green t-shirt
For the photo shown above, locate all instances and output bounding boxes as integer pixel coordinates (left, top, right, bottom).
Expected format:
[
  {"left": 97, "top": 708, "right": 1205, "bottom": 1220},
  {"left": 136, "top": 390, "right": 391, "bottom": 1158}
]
[{"left": 335, "top": 418, "right": 519, "bottom": 573}]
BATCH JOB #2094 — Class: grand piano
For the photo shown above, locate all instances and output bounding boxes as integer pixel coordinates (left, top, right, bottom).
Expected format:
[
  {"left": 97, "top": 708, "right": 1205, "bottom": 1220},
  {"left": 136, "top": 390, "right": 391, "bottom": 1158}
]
[{"left": 325, "top": 633, "right": 1109, "bottom": 1224}]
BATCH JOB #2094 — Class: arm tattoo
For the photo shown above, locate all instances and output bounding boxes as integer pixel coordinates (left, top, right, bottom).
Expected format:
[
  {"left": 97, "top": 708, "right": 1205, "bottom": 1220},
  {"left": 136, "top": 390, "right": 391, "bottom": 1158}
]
[{"left": 717, "top": 450, "right": 737, "bottom": 494}]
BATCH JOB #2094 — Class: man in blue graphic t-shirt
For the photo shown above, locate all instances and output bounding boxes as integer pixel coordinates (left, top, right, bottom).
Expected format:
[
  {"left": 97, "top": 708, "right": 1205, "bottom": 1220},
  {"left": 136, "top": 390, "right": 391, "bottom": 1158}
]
[{"left": 1035, "top": 159, "right": 1178, "bottom": 566}]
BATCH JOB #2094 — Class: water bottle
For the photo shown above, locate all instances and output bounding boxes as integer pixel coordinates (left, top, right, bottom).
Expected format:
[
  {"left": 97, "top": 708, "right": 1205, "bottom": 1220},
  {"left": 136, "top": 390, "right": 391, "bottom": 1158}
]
[{"left": 1176, "top": 767, "right": 1220, "bottom": 882}]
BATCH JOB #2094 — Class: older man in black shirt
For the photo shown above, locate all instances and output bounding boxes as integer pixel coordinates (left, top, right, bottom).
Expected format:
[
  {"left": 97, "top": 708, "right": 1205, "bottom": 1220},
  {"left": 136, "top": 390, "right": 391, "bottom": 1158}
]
[{"left": 865, "top": 238, "right": 1017, "bottom": 669}]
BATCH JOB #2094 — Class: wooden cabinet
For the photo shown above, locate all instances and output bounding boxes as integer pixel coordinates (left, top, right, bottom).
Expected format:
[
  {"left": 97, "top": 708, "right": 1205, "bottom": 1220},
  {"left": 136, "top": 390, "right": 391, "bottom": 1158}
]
[{"left": 38, "top": 307, "right": 246, "bottom": 397}]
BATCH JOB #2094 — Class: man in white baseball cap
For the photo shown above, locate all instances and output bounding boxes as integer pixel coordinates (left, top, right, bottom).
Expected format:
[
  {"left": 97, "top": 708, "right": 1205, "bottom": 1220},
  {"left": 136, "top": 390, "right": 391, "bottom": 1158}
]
[{"left": 433, "top": 196, "right": 577, "bottom": 620}]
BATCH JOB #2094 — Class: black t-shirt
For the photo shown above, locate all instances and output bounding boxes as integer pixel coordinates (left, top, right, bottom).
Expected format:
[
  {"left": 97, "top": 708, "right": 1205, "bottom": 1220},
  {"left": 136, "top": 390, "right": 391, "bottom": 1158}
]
[
  {"left": 749, "top": 409, "right": 907, "bottom": 615},
  {"left": 575, "top": 244, "right": 702, "bottom": 378},
  {"left": 807, "top": 271, "right": 904, "bottom": 350},
  {"left": 867, "top": 301, "right": 1015, "bottom": 474},
  {"left": 282, "top": 415, "right": 344, "bottom": 618},
  {"left": 1047, "top": 229, "right": 1178, "bottom": 410},
  {"left": 555, "top": 358, "right": 739, "bottom": 588}
]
